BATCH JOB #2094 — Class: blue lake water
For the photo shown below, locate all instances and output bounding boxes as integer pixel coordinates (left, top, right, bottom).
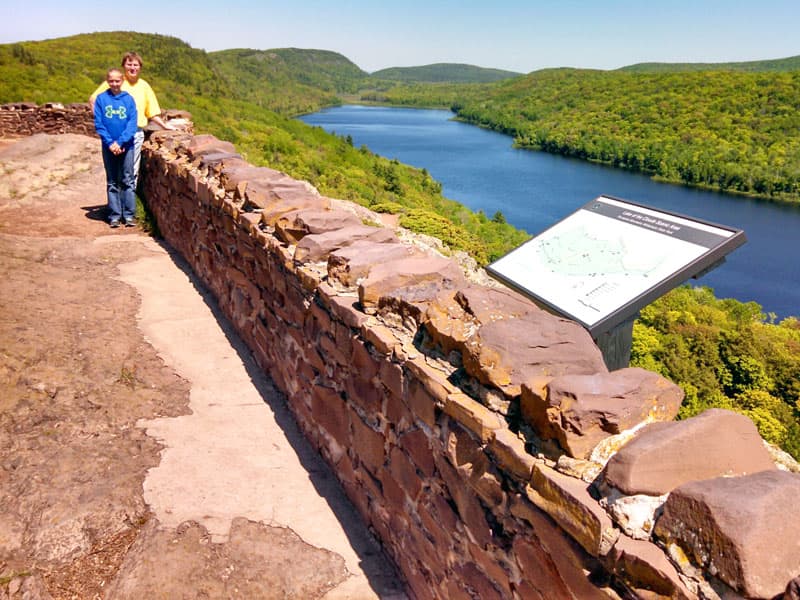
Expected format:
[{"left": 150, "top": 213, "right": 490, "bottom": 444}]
[{"left": 299, "top": 105, "right": 800, "bottom": 320}]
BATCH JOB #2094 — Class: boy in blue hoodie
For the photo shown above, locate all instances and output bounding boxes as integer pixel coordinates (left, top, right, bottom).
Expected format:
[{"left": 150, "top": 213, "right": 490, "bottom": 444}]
[{"left": 93, "top": 68, "right": 138, "bottom": 227}]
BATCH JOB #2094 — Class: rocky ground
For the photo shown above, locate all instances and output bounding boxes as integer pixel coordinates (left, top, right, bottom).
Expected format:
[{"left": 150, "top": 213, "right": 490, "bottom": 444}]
[{"left": 0, "top": 134, "right": 404, "bottom": 599}]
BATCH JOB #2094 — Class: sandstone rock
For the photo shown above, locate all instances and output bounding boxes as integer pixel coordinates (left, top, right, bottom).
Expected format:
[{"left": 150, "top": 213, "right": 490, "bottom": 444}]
[
  {"left": 602, "top": 408, "right": 776, "bottom": 496},
  {"left": 654, "top": 469, "right": 800, "bottom": 599},
  {"left": 218, "top": 163, "right": 289, "bottom": 194},
  {"left": 608, "top": 534, "right": 692, "bottom": 600},
  {"left": 185, "top": 134, "right": 237, "bottom": 158},
  {"left": 424, "top": 286, "right": 607, "bottom": 397},
  {"left": 295, "top": 225, "right": 397, "bottom": 263},
  {"left": 785, "top": 576, "right": 800, "bottom": 600},
  {"left": 328, "top": 240, "right": 416, "bottom": 287},
  {"left": 521, "top": 367, "right": 682, "bottom": 459},
  {"left": 260, "top": 196, "right": 332, "bottom": 228},
  {"left": 358, "top": 256, "right": 467, "bottom": 328},
  {"left": 241, "top": 178, "right": 322, "bottom": 215},
  {"left": 274, "top": 208, "right": 362, "bottom": 244},
  {"left": 528, "top": 464, "right": 619, "bottom": 557}
]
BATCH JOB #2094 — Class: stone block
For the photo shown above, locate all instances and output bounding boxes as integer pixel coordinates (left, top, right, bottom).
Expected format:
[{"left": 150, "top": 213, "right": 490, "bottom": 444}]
[
  {"left": 510, "top": 493, "right": 611, "bottom": 599},
  {"left": 295, "top": 224, "right": 396, "bottom": 263},
  {"left": 389, "top": 446, "right": 423, "bottom": 502},
  {"left": 322, "top": 292, "right": 367, "bottom": 329},
  {"left": 359, "top": 256, "right": 467, "bottom": 326},
  {"left": 328, "top": 239, "right": 414, "bottom": 287},
  {"left": 424, "top": 286, "right": 607, "bottom": 397},
  {"left": 603, "top": 408, "right": 777, "bottom": 496},
  {"left": 261, "top": 196, "right": 331, "bottom": 228},
  {"left": 453, "top": 562, "right": 505, "bottom": 600},
  {"left": 350, "top": 414, "right": 386, "bottom": 475},
  {"left": 378, "top": 359, "right": 403, "bottom": 401},
  {"left": 310, "top": 386, "right": 349, "bottom": 452},
  {"left": 274, "top": 208, "right": 361, "bottom": 245},
  {"left": 489, "top": 427, "right": 536, "bottom": 482},
  {"left": 522, "top": 367, "right": 683, "bottom": 459},
  {"left": 444, "top": 392, "right": 503, "bottom": 444},
  {"left": 344, "top": 375, "right": 383, "bottom": 417},
  {"left": 351, "top": 338, "right": 379, "bottom": 382},
  {"left": 362, "top": 323, "right": 399, "bottom": 356},
  {"left": 654, "top": 470, "right": 800, "bottom": 599},
  {"left": 607, "top": 535, "right": 692, "bottom": 600},
  {"left": 435, "top": 453, "right": 494, "bottom": 548},
  {"left": 398, "top": 428, "right": 435, "bottom": 478},
  {"left": 528, "top": 464, "right": 619, "bottom": 557}
]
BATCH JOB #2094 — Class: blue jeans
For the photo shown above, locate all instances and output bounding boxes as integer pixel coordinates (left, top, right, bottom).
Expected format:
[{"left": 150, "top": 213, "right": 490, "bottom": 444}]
[{"left": 102, "top": 144, "right": 136, "bottom": 223}]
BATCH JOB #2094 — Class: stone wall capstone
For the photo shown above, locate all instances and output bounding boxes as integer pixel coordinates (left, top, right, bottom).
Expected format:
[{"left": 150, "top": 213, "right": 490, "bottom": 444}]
[{"left": 9, "top": 104, "right": 799, "bottom": 600}]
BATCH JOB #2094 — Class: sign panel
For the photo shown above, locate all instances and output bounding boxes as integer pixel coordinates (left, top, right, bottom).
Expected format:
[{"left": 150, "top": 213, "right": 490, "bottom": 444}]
[{"left": 487, "top": 195, "right": 747, "bottom": 336}]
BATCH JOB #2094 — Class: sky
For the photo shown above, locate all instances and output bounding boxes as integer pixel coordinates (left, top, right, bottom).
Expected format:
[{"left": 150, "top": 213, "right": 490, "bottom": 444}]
[{"left": 1, "top": 0, "right": 798, "bottom": 74}]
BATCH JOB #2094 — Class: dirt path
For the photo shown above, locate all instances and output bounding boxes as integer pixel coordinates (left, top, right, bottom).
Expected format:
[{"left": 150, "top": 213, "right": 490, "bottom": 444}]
[{"left": 0, "top": 134, "right": 404, "bottom": 599}]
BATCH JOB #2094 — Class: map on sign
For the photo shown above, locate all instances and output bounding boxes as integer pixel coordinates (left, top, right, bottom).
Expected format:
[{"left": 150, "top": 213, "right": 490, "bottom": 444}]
[{"left": 487, "top": 195, "right": 746, "bottom": 335}]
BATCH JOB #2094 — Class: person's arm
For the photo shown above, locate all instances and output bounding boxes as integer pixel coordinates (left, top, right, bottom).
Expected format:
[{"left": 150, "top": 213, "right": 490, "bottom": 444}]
[
  {"left": 93, "top": 96, "right": 114, "bottom": 147},
  {"left": 141, "top": 81, "right": 176, "bottom": 130},
  {"left": 148, "top": 114, "right": 176, "bottom": 130}
]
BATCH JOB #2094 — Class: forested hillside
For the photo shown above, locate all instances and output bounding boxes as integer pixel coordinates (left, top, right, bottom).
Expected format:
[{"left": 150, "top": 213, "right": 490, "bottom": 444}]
[
  {"left": 370, "top": 63, "right": 520, "bottom": 83},
  {"left": 209, "top": 48, "right": 365, "bottom": 114},
  {"left": 619, "top": 54, "right": 800, "bottom": 73},
  {"left": 367, "top": 67, "right": 800, "bottom": 203},
  {"left": 1, "top": 32, "right": 798, "bottom": 459}
]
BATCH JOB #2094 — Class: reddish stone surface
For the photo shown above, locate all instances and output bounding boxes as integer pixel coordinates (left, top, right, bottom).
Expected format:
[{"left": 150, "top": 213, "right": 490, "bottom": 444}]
[
  {"left": 522, "top": 367, "right": 683, "bottom": 459},
  {"left": 389, "top": 447, "right": 423, "bottom": 501},
  {"left": 359, "top": 256, "right": 467, "bottom": 325},
  {"left": 654, "top": 470, "right": 800, "bottom": 599},
  {"left": 328, "top": 239, "right": 414, "bottom": 287},
  {"left": 184, "top": 134, "right": 237, "bottom": 158},
  {"left": 425, "top": 287, "right": 607, "bottom": 397},
  {"left": 295, "top": 225, "right": 397, "bottom": 263},
  {"left": 350, "top": 414, "right": 386, "bottom": 475},
  {"left": 398, "top": 428, "right": 435, "bottom": 478},
  {"left": 608, "top": 534, "right": 691, "bottom": 599},
  {"left": 310, "top": 385, "right": 349, "bottom": 449},
  {"left": 603, "top": 408, "right": 776, "bottom": 496},
  {"left": 274, "top": 208, "right": 361, "bottom": 244}
]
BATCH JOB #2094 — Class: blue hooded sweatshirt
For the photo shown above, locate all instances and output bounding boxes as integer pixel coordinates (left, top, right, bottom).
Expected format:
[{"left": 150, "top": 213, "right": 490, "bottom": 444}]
[{"left": 93, "top": 89, "right": 138, "bottom": 150}]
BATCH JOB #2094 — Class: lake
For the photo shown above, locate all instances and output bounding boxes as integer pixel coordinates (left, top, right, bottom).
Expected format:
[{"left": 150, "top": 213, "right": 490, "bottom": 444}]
[{"left": 299, "top": 105, "right": 800, "bottom": 320}]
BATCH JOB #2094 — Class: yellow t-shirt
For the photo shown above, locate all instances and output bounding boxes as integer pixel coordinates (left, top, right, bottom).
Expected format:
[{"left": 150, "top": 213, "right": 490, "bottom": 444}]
[{"left": 91, "top": 78, "right": 162, "bottom": 129}]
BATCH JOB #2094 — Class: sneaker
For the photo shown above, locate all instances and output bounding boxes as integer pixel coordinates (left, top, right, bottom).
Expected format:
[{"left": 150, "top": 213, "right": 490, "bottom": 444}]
[
  {"left": 110, "top": 220, "right": 120, "bottom": 228},
  {"left": 124, "top": 219, "right": 136, "bottom": 228}
]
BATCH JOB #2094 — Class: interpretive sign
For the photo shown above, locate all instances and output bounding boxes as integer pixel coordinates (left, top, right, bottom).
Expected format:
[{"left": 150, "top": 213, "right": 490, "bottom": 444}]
[{"left": 487, "top": 195, "right": 747, "bottom": 337}]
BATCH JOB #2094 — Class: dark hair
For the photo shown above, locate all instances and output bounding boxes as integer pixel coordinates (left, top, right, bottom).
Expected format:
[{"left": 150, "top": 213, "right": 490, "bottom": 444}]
[{"left": 121, "top": 52, "right": 143, "bottom": 68}]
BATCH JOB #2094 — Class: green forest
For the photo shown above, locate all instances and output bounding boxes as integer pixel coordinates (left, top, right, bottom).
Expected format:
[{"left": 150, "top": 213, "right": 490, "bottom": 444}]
[
  {"left": 365, "top": 69, "right": 800, "bottom": 203},
  {"left": 1, "top": 32, "right": 798, "bottom": 459}
]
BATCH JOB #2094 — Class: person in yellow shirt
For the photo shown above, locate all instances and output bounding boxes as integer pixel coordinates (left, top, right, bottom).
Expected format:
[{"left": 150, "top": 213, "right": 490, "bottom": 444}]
[{"left": 90, "top": 51, "right": 175, "bottom": 186}]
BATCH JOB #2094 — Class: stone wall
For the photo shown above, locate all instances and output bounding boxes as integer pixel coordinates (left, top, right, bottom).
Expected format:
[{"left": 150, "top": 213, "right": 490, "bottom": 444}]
[
  {"left": 139, "top": 128, "right": 800, "bottom": 600},
  {"left": 7, "top": 104, "right": 799, "bottom": 599},
  {"left": 0, "top": 102, "right": 95, "bottom": 137},
  {"left": 0, "top": 102, "right": 192, "bottom": 138}
]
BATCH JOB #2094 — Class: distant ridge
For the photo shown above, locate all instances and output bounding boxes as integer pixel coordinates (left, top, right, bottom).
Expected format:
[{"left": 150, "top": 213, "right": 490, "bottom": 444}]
[
  {"left": 619, "top": 54, "right": 800, "bottom": 73},
  {"left": 210, "top": 47, "right": 367, "bottom": 94},
  {"left": 371, "top": 63, "right": 521, "bottom": 83}
]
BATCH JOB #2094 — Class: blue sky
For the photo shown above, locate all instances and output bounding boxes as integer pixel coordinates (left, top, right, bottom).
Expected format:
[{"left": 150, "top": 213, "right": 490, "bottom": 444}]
[{"left": 1, "top": 0, "right": 798, "bottom": 73}]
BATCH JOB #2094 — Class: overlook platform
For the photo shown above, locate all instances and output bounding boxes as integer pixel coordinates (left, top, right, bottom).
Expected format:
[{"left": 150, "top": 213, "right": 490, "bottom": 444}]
[{"left": 0, "top": 133, "right": 405, "bottom": 598}]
